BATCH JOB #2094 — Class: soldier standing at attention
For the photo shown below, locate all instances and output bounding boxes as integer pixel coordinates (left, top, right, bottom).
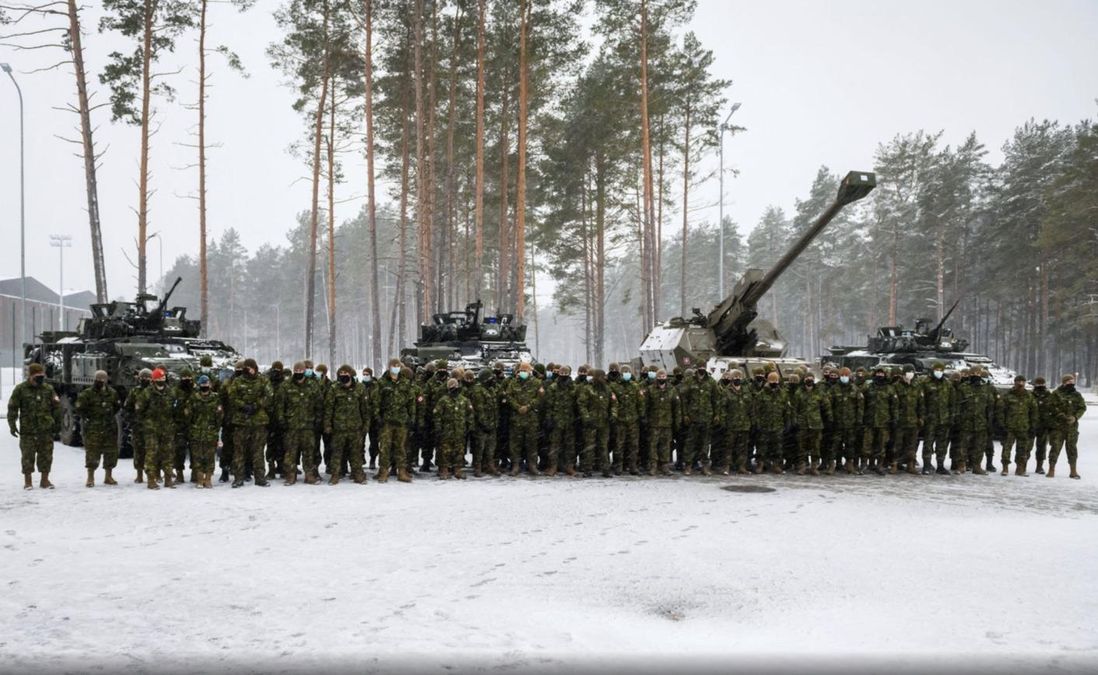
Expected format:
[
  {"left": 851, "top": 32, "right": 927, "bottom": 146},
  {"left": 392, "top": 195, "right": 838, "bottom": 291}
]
[
  {"left": 1031, "top": 377, "right": 1055, "bottom": 474},
  {"left": 506, "top": 362, "right": 544, "bottom": 476},
  {"left": 646, "top": 369, "right": 680, "bottom": 475},
  {"left": 891, "top": 368, "right": 924, "bottom": 475},
  {"left": 265, "top": 361, "right": 287, "bottom": 480},
  {"left": 75, "top": 370, "right": 121, "bottom": 487},
  {"left": 998, "top": 375, "right": 1037, "bottom": 476},
  {"left": 681, "top": 366, "right": 718, "bottom": 476},
  {"left": 124, "top": 368, "right": 153, "bottom": 484},
  {"left": 1048, "top": 374, "right": 1085, "bottom": 479},
  {"left": 219, "top": 360, "right": 244, "bottom": 483},
  {"left": 828, "top": 367, "right": 863, "bottom": 475},
  {"left": 794, "top": 373, "right": 830, "bottom": 476},
  {"left": 434, "top": 378, "right": 473, "bottom": 479},
  {"left": 469, "top": 368, "right": 501, "bottom": 477},
  {"left": 171, "top": 368, "right": 195, "bottom": 484},
  {"left": 314, "top": 363, "right": 333, "bottom": 477},
  {"left": 545, "top": 365, "right": 577, "bottom": 476},
  {"left": 718, "top": 369, "right": 753, "bottom": 475},
  {"left": 376, "top": 358, "right": 418, "bottom": 483},
  {"left": 576, "top": 368, "right": 616, "bottom": 477},
  {"left": 8, "top": 363, "right": 61, "bottom": 490},
  {"left": 956, "top": 368, "right": 994, "bottom": 475},
  {"left": 136, "top": 368, "right": 177, "bottom": 489},
  {"left": 754, "top": 371, "right": 791, "bottom": 474},
  {"left": 361, "top": 367, "right": 381, "bottom": 470},
  {"left": 920, "top": 363, "right": 954, "bottom": 475},
  {"left": 325, "top": 365, "right": 371, "bottom": 485},
  {"left": 610, "top": 365, "right": 644, "bottom": 475},
  {"left": 278, "top": 362, "right": 324, "bottom": 485},
  {"left": 227, "top": 358, "right": 273, "bottom": 488},
  {"left": 185, "top": 375, "right": 223, "bottom": 488},
  {"left": 861, "top": 367, "right": 897, "bottom": 476}
]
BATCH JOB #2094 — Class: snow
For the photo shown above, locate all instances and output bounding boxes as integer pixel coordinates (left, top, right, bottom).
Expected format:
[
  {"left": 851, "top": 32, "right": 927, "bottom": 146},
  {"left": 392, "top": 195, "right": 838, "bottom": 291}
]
[{"left": 1, "top": 393, "right": 1097, "bottom": 673}]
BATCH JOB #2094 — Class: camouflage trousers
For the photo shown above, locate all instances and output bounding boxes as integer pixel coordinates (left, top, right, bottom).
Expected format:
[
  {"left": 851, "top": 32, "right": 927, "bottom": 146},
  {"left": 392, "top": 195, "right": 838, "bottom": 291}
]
[
  {"left": 719, "top": 429, "right": 750, "bottom": 472},
  {"left": 83, "top": 430, "right": 118, "bottom": 470},
  {"left": 1033, "top": 428, "right": 1051, "bottom": 467},
  {"left": 174, "top": 432, "right": 190, "bottom": 472},
  {"left": 1049, "top": 426, "right": 1079, "bottom": 465},
  {"left": 144, "top": 429, "right": 175, "bottom": 475},
  {"left": 267, "top": 427, "right": 284, "bottom": 473},
  {"left": 282, "top": 429, "right": 317, "bottom": 476},
  {"left": 437, "top": 437, "right": 465, "bottom": 471},
  {"left": 368, "top": 423, "right": 381, "bottom": 463},
  {"left": 331, "top": 431, "right": 365, "bottom": 477},
  {"left": 892, "top": 426, "right": 919, "bottom": 465},
  {"left": 19, "top": 434, "right": 53, "bottom": 474},
  {"left": 796, "top": 429, "right": 823, "bottom": 467},
  {"left": 190, "top": 439, "right": 217, "bottom": 474},
  {"left": 581, "top": 425, "right": 610, "bottom": 473},
  {"left": 649, "top": 426, "right": 673, "bottom": 469},
  {"left": 548, "top": 423, "right": 574, "bottom": 472},
  {"left": 828, "top": 427, "right": 859, "bottom": 464},
  {"left": 862, "top": 427, "right": 890, "bottom": 462},
  {"left": 755, "top": 430, "right": 783, "bottom": 468},
  {"left": 1000, "top": 429, "right": 1033, "bottom": 468},
  {"left": 378, "top": 423, "right": 408, "bottom": 473},
  {"left": 613, "top": 422, "right": 640, "bottom": 472},
  {"left": 960, "top": 429, "right": 988, "bottom": 468},
  {"left": 509, "top": 416, "right": 539, "bottom": 468},
  {"left": 473, "top": 429, "right": 497, "bottom": 472},
  {"left": 683, "top": 423, "right": 710, "bottom": 468},
  {"left": 232, "top": 425, "right": 267, "bottom": 479},
  {"left": 131, "top": 427, "right": 147, "bottom": 473},
  {"left": 219, "top": 424, "right": 235, "bottom": 470},
  {"left": 921, "top": 423, "right": 950, "bottom": 466}
]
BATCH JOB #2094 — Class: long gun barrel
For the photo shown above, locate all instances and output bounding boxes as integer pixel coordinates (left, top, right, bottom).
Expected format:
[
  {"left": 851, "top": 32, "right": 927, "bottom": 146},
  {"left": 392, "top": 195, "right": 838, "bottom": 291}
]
[
  {"left": 154, "top": 277, "right": 183, "bottom": 319},
  {"left": 929, "top": 298, "right": 961, "bottom": 340}
]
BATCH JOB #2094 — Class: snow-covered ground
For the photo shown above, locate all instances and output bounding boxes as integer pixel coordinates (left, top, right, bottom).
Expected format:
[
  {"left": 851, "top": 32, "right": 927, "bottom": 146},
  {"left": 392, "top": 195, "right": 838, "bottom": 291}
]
[{"left": 1, "top": 393, "right": 1096, "bottom": 673}]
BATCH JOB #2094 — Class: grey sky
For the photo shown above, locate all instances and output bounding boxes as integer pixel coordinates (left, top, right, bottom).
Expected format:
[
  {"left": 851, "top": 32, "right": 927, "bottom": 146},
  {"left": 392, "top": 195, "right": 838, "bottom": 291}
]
[{"left": 1, "top": 0, "right": 1096, "bottom": 306}]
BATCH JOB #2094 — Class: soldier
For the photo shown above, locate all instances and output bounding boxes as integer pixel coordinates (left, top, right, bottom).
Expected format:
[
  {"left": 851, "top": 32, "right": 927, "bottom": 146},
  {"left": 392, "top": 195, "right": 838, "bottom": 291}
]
[
  {"left": 920, "top": 362, "right": 954, "bottom": 475},
  {"left": 998, "top": 375, "right": 1037, "bottom": 476},
  {"left": 184, "top": 374, "right": 223, "bottom": 488},
  {"left": 576, "top": 368, "right": 616, "bottom": 477},
  {"left": 361, "top": 367, "right": 381, "bottom": 471},
  {"left": 75, "top": 370, "right": 121, "bottom": 487},
  {"left": 545, "top": 364, "right": 578, "bottom": 476},
  {"left": 422, "top": 362, "right": 450, "bottom": 472},
  {"left": 8, "top": 363, "right": 61, "bottom": 489},
  {"left": 1031, "top": 377, "right": 1055, "bottom": 474},
  {"left": 984, "top": 371, "right": 1003, "bottom": 473},
  {"left": 829, "top": 367, "right": 863, "bottom": 475},
  {"left": 325, "top": 364, "right": 371, "bottom": 485},
  {"left": 891, "top": 367, "right": 924, "bottom": 475},
  {"left": 955, "top": 368, "right": 995, "bottom": 475},
  {"left": 314, "top": 363, "right": 333, "bottom": 476},
  {"left": 219, "top": 360, "right": 244, "bottom": 483},
  {"left": 1048, "top": 374, "right": 1085, "bottom": 479},
  {"left": 718, "top": 369, "right": 753, "bottom": 475},
  {"left": 646, "top": 369, "right": 680, "bottom": 475},
  {"left": 783, "top": 372, "right": 802, "bottom": 472},
  {"left": 610, "top": 365, "right": 644, "bottom": 475},
  {"left": 124, "top": 368, "right": 153, "bottom": 484},
  {"left": 470, "top": 368, "right": 501, "bottom": 477},
  {"left": 794, "top": 373, "right": 830, "bottom": 476},
  {"left": 171, "top": 368, "right": 195, "bottom": 484},
  {"left": 754, "top": 371, "right": 791, "bottom": 474},
  {"left": 265, "top": 361, "right": 287, "bottom": 480},
  {"left": 375, "top": 358, "right": 418, "bottom": 483},
  {"left": 404, "top": 365, "right": 424, "bottom": 476},
  {"left": 227, "top": 358, "right": 273, "bottom": 488},
  {"left": 680, "top": 366, "right": 718, "bottom": 475},
  {"left": 434, "top": 378, "right": 473, "bottom": 479},
  {"left": 861, "top": 367, "right": 897, "bottom": 475},
  {"left": 278, "top": 362, "right": 324, "bottom": 485},
  {"left": 505, "top": 362, "right": 543, "bottom": 476},
  {"left": 948, "top": 370, "right": 965, "bottom": 469},
  {"left": 136, "top": 368, "right": 177, "bottom": 489}
]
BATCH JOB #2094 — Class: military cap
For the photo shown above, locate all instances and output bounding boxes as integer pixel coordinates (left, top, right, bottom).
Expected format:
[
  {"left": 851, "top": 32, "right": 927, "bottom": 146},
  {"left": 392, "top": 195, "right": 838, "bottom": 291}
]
[
  {"left": 752, "top": 367, "right": 765, "bottom": 376},
  {"left": 492, "top": 361, "right": 505, "bottom": 370},
  {"left": 578, "top": 364, "right": 591, "bottom": 374},
  {"left": 400, "top": 366, "right": 413, "bottom": 378},
  {"left": 315, "top": 363, "right": 328, "bottom": 374},
  {"left": 672, "top": 366, "right": 683, "bottom": 376},
  {"left": 180, "top": 368, "right": 194, "bottom": 378},
  {"left": 243, "top": 358, "right": 259, "bottom": 371},
  {"left": 839, "top": 367, "right": 852, "bottom": 376},
  {"left": 608, "top": 362, "right": 620, "bottom": 372},
  {"left": 425, "top": 362, "right": 437, "bottom": 373},
  {"left": 199, "top": 355, "right": 214, "bottom": 367},
  {"left": 932, "top": 361, "right": 945, "bottom": 370},
  {"left": 478, "top": 368, "right": 494, "bottom": 382},
  {"left": 293, "top": 361, "right": 306, "bottom": 372},
  {"left": 27, "top": 363, "right": 44, "bottom": 376},
  {"left": 446, "top": 377, "right": 459, "bottom": 390},
  {"left": 620, "top": 364, "right": 632, "bottom": 374},
  {"left": 1062, "top": 374, "right": 1075, "bottom": 384},
  {"left": 337, "top": 364, "right": 355, "bottom": 376},
  {"left": 304, "top": 359, "right": 315, "bottom": 369},
  {"left": 1033, "top": 377, "right": 1046, "bottom": 386},
  {"left": 94, "top": 370, "right": 109, "bottom": 383},
  {"left": 138, "top": 368, "right": 153, "bottom": 379},
  {"left": 271, "top": 361, "right": 284, "bottom": 371},
  {"left": 362, "top": 367, "right": 373, "bottom": 376},
  {"left": 655, "top": 369, "right": 667, "bottom": 378},
  {"left": 721, "top": 370, "right": 734, "bottom": 381},
  {"left": 388, "top": 357, "right": 402, "bottom": 367},
  {"left": 729, "top": 369, "right": 744, "bottom": 378},
  {"left": 463, "top": 371, "right": 475, "bottom": 383},
  {"left": 591, "top": 368, "right": 606, "bottom": 379},
  {"left": 1014, "top": 375, "right": 1026, "bottom": 383},
  {"left": 559, "top": 365, "right": 572, "bottom": 376},
  {"left": 534, "top": 363, "right": 546, "bottom": 375},
  {"left": 788, "top": 373, "right": 800, "bottom": 384}
]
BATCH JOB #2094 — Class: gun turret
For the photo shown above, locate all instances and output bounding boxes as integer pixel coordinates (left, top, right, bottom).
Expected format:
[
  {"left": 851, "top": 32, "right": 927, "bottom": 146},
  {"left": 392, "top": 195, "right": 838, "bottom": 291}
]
[
  {"left": 928, "top": 299, "right": 960, "bottom": 342},
  {"left": 154, "top": 277, "right": 183, "bottom": 320},
  {"left": 706, "top": 171, "right": 876, "bottom": 356}
]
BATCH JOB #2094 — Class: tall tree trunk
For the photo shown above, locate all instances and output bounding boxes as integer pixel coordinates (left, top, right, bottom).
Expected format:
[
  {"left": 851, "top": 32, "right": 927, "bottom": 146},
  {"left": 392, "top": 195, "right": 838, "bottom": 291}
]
[
  {"left": 396, "top": 76, "right": 412, "bottom": 351},
  {"left": 514, "top": 0, "right": 530, "bottom": 320},
  {"left": 474, "top": 0, "right": 486, "bottom": 302},
  {"left": 305, "top": 0, "right": 331, "bottom": 359},
  {"left": 137, "top": 0, "right": 154, "bottom": 295},
  {"left": 680, "top": 104, "right": 691, "bottom": 316},
  {"left": 196, "top": 0, "right": 208, "bottom": 334},
  {"left": 638, "top": 0, "right": 657, "bottom": 329},
  {"left": 444, "top": 9, "right": 459, "bottom": 309},
  {"left": 413, "top": 0, "right": 432, "bottom": 323},
  {"left": 326, "top": 94, "right": 338, "bottom": 367},
  {"left": 935, "top": 224, "right": 945, "bottom": 320},
  {"left": 888, "top": 223, "right": 898, "bottom": 325},
  {"left": 364, "top": 0, "right": 381, "bottom": 366},
  {"left": 581, "top": 169, "right": 592, "bottom": 365},
  {"left": 427, "top": 2, "right": 439, "bottom": 313},
  {"left": 595, "top": 152, "right": 607, "bottom": 366},
  {"left": 497, "top": 89, "right": 511, "bottom": 312},
  {"left": 655, "top": 115, "right": 664, "bottom": 318},
  {"left": 67, "top": 0, "right": 107, "bottom": 303}
]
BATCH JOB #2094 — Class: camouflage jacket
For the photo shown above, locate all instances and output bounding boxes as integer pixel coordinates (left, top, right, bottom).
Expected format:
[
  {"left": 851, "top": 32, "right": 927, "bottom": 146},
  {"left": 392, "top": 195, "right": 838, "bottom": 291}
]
[
  {"left": 920, "top": 376, "right": 954, "bottom": 427},
  {"left": 828, "top": 382, "right": 864, "bottom": 429},
  {"left": 544, "top": 379, "right": 577, "bottom": 429},
  {"left": 646, "top": 382, "right": 681, "bottom": 430},
  {"left": 276, "top": 379, "right": 325, "bottom": 431},
  {"left": 1032, "top": 387, "right": 1058, "bottom": 431},
  {"left": 226, "top": 375, "right": 273, "bottom": 428},
  {"left": 794, "top": 385, "right": 831, "bottom": 431},
  {"left": 997, "top": 386, "right": 1037, "bottom": 434},
  {"left": 893, "top": 382, "right": 924, "bottom": 429},
  {"left": 1050, "top": 386, "right": 1086, "bottom": 431},
  {"left": 862, "top": 382, "right": 897, "bottom": 429},
  {"left": 720, "top": 385, "right": 753, "bottom": 432},
  {"left": 753, "top": 385, "right": 791, "bottom": 433},
  {"left": 134, "top": 385, "right": 176, "bottom": 435},
  {"left": 680, "top": 376, "right": 719, "bottom": 426},
  {"left": 433, "top": 391, "right": 473, "bottom": 443},
  {"left": 325, "top": 381, "right": 371, "bottom": 435},
  {"left": 184, "top": 391, "right": 223, "bottom": 443},
  {"left": 504, "top": 377, "right": 543, "bottom": 421},
  {"left": 8, "top": 380, "right": 61, "bottom": 436},
  {"left": 955, "top": 381, "right": 995, "bottom": 432},
  {"left": 609, "top": 380, "right": 644, "bottom": 425},
  {"left": 75, "top": 385, "right": 121, "bottom": 436},
  {"left": 575, "top": 381, "right": 616, "bottom": 428},
  {"left": 377, "top": 374, "right": 418, "bottom": 427},
  {"left": 469, "top": 381, "right": 501, "bottom": 431}
]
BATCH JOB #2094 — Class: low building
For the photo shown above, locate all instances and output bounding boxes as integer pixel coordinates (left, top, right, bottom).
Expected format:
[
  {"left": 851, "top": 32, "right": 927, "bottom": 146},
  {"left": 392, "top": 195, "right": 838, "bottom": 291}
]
[{"left": 0, "top": 277, "right": 94, "bottom": 368}]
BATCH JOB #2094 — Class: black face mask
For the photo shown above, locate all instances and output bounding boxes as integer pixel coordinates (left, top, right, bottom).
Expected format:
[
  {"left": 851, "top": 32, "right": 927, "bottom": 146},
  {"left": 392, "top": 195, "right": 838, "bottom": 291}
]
[
  {"left": 180, "top": 380, "right": 193, "bottom": 391},
  {"left": 1062, "top": 383, "right": 1076, "bottom": 392},
  {"left": 448, "top": 388, "right": 460, "bottom": 397},
  {"left": 338, "top": 374, "right": 352, "bottom": 385},
  {"left": 731, "top": 379, "right": 742, "bottom": 387},
  {"left": 874, "top": 376, "right": 886, "bottom": 384},
  {"left": 139, "top": 379, "right": 150, "bottom": 388},
  {"left": 270, "top": 372, "right": 284, "bottom": 383},
  {"left": 32, "top": 375, "right": 45, "bottom": 385},
  {"left": 436, "top": 372, "right": 447, "bottom": 380},
  {"left": 293, "top": 372, "right": 305, "bottom": 382},
  {"left": 199, "top": 385, "right": 211, "bottom": 393},
  {"left": 608, "top": 371, "right": 620, "bottom": 381},
  {"left": 754, "top": 376, "right": 764, "bottom": 384},
  {"left": 234, "top": 369, "right": 244, "bottom": 378},
  {"left": 657, "top": 381, "right": 667, "bottom": 388},
  {"left": 494, "top": 370, "right": 504, "bottom": 379},
  {"left": 559, "top": 376, "right": 571, "bottom": 384},
  {"left": 1034, "top": 386, "right": 1046, "bottom": 392},
  {"left": 969, "top": 377, "right": 982, "bottom": 385},
  {"left": 94, "top": 380, "right": 105, "bottom": 390},
  {"left": 768, "top": 382, "right": 780, "bottom": 389},
  {"left": 720, "top": 379, "right": 731, "bottom": 387},
  {"left": 805, "top": 381, "right": 815, "bottom": 388}
]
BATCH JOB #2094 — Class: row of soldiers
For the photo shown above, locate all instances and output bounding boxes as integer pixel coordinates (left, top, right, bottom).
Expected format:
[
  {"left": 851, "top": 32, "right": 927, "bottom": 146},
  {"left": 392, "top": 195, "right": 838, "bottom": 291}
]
[{"left": 6, "top": 357, "right": 1086, "bottom": 489}]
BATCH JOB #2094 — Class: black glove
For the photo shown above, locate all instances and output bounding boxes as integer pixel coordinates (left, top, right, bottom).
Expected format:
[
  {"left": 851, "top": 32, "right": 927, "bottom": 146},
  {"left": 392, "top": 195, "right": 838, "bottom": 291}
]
[
  {"left": 242, "top": 403, "right": 257, "bottom": 417},
  {"left": 9, "top": 428, "right": 17, "bottom": 438}
]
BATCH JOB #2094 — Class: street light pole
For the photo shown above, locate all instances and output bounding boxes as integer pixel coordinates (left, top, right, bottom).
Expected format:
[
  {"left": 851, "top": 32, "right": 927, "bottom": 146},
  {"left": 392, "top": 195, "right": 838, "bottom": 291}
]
[
  {"left": 718, "top": 102, "right": 742, "bottom": 298},
  {"left": 49, "top": 235, "right": 73, "bottom": 331},
  {"left": 2, "top": 63, "right": 27, "bottom": 351},
  {"left": 146, "top": 231, "right": 163, "bottom": 294}
]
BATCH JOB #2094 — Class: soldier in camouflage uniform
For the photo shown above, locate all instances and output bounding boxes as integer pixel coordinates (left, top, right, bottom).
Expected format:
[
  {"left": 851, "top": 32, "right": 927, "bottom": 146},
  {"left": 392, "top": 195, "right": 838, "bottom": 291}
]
[
  {"left": 984, "top": 374, "right": 1003, "bottom": 473},
  {"left": 920, "top": 362, "right": 954, "bottom": 475},
  {"left": 680, "top": 366, "right": 719, "bottom": 475},
  {"left": 375, "top": 358, "right": 418, "bottom": 483},
  {"left": 8, "top": 363, "right": 61, "bottom": 489},
  {"left": 135, "top": 368, "right": 177, "bottom": 489},
  {"left": 1031, "top": 377, "right": 1055, "bottom": 474},
  {"left": 265, "top": 362, "right": 287, "bottom": 480},
  {"left": 947, "top": 370, "right": 965, "bottom": 468},
  {"left": 793, "top": 373, "right": 830, "bottom": 476},
  {"left": 1048, "top": 374, "right": 1085, "bottom": 479},
  {"left": 277, "top": 362, "right": 324, "bottom": 485},
  {"left": 469, "top": 368, "right": 501, "bottom": 477},
  {"left": 754, "top": 371, "right": 791, "bottom": 474},
  {"left": 610, "top": 365, "right": 644, "bottom": 475},
  {"left": 576, "top": 368, "right": 616, "bottom": 477},
  {"left": 861, "top": 367, "right": 897, "bottom": 475},
  {"left": 718, "top": 369, "right": 753, "bottom": 475},
  {"left": 171, "top": 368, "right": 196, "bottom": 484},
  {"left": 124, "top": 368, "right": 153, "bottom": 484},
  {"left": 505, "top": 362, "right": 544, "bottom": 476},
  {"left": 226, "top": 358, "right": 273, "bottom": 488},
  {"left": 998, "top": 375, "right": 1037, "bottom": 476},
  {"left": 361, "top": 367, "right": 381, "bottom": 470},
  {"left": 219, "top": 360, "right": 244, "bottom": 483},
  {"left": 325, "top": 364, "right": 372, "bottom": 485},
  {"left": 828, "top": 367, "right": 863, "bottom": 475},
  {"left": 646, "top": 369, "right": 680, "bottom": 475},
  {"left": 955, "top": 369, "right": 995, "bottom": 475},
  {"left": 434, "top": 378, "right": 473, "bottom": 479},
  {"left": 545, "top": 365, "right": 577, "bottom": 476},
  {"left": 75, "top": 370, "right": 121, "bottom": 487},
  {"left": 421, "top": 363, "right": 449, "bottom": 472},
  {"left": 184, "top": 374, "right": 223, "bottom": 488},
  {"left": 891, "top": 367, "right": 924, "bottom": 475},
  {"left": 314, "top": 364, "right": 333, "bottom": 476}
]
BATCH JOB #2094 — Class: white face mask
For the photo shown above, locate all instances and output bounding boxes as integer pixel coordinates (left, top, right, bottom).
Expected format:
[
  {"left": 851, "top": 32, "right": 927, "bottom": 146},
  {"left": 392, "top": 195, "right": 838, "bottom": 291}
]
[
  {"left": 839, "top": 376, "right": 850, "bottom": 384},
  {"left": 903, "top": 372, "right": 915, "bottom": 383},
  {"left": 933, "top": 370, "right": 944, "bottom": 379},
  {"left": 389, "top": 367, "right": 401, "bottom": 377},
  {"left": 622, "top": 373, "right": 632, "bottom": 382}
]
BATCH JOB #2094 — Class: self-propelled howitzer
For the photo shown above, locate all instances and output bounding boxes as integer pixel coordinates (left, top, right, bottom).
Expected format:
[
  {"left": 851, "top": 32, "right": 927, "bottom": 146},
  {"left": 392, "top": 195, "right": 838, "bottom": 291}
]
[{"left": 639, "top": 170, "right": 876, "bottom": 376}]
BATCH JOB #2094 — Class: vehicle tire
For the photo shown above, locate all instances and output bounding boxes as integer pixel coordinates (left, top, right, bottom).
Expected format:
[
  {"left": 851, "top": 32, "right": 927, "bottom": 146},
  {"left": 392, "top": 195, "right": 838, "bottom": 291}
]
[{"left": 59, "top": 394, "right": 83, "bottom": 447}]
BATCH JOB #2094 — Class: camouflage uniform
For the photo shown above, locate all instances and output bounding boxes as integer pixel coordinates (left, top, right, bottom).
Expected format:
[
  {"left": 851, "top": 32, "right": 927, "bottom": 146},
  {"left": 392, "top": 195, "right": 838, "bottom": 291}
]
[
  {"left": 226, "top": 371, "right": 273, "bottom": 485},
  {"left": 277, "top": 374, "right": 324, "bottom": 483},
  {"left": 7, "top": 374, "right": 61, "bottom": 478},
  {"left": 1031, "top": 382, "right": 1056, "bottom": 473},
  {"left": 544, "top": 374, "right": 577, "bottom": 475},
  {"left": 134, "top": 383, "right": 176, "bottom": 482},
  {"left": 433, "top": 384, "right": 473, "bottom": 477},
  {"left": 376, "top": 368, "right": 418, "bottom": 481},
  {"left": 1049, "top": 381, "right": 1086, "bottom": 476},
  {"left": 76, "top": 383, "right": 121, "bottom": 471},
  {"left": 955, "top": 377, "right": 995, "bottom": 474},
  {"left": 575, "top": 375, "right": 616, "bottom": 476},
  {"left": 325, "top": 372, "right": 372, "bottom": 483},
  {"left": 752, "top": 384, "right": 790, "bottom": 473},
  {"left": 170, "top": 370, "right": 195, "bottom": 480},
  {"left": 504, "top": 373, "right": 544, "bottom": 474},
  {"left": 860, "top": 378, "right": 897, "bottom": 472},
  {"left": 680, "top": 372, "right": 719, "bottom": 474},
  {"left": 719, "top": 383, "right": 753, "bottom": 474},
  {"left": 828, "top": 380, "right": 863, "bottom": 473},
  {"left": 123, "top": 377, "right": 151, "bottom": 477},
  {"left": 265, "top": 365, "right": 287, "bottom": 478},
  {"left": 609, "top": 376, "right": 644, "bottom": 474},
  {"left": 920, "top": 372, "right": 955, "bottom": 473},
  {"left": 646, "top": 378, "right": 681, "bottom": 474},
  {"left": 892, "top": 378, "right": 924, "bottom": 473},
  {"left": 469, "top": 373, "right": 501, "bottom": 475},
  {"left": 184, "top": 388, "right": 223, "bottom": 481},
  {"left": 794, "top": 382, "right": 831, "bottom": 475}
]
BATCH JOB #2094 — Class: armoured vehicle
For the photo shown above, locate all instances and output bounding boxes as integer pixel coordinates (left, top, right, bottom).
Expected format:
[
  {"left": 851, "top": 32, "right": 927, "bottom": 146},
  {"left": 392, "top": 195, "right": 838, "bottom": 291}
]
[
  {"left": 22, "top": 278, "right": 240, "bottom": 449},
  {"left": 400, "top": 300, "right": 533, "bottom": 373},
  {"left": 639, "top": 170, "right": 877, "bottom": 379},
  {"left": 824, "top": 300, "right": 1017, "bottom": 387}
]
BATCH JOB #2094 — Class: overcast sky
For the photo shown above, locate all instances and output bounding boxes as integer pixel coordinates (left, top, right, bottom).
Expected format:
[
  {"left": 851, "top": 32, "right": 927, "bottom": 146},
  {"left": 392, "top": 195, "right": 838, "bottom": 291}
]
[{"left": 1, "top": 0, "right": 1096, "bottom": 304}]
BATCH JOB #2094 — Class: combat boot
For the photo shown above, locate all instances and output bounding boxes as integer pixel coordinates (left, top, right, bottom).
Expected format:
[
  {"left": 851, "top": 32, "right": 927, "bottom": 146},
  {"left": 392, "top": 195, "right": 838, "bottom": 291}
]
[
  {"left": 437, "top": 467, "right": 450, "bottom": 480},
  {"left": 375, "top": 467, "right": 389, "bottom": 483},
  {"left": 545, "top": 466, "right": 557, "bottom": 477},
  {"left": 1035, "top": 461, "right": 1045, "bottom": 474},
  {"left": 825, "top": 460, "right": 836, "bottom": 476},
  {"left": 648, "top": 465, "right": 657, "bottom": 476},
  {"left": 986, "top": 458, "right": 997, "bottom": 473},
  {"left": 284, "top": 470, "right": 297, "bottom": 486},
  {"left": 565, "top": 465, "right": 577, "bottom": 477},
  {"left": 23, "top": 473, "right": 32, "bottom": 490},
  {"left": 906, "top": 460, "right": 919, "bottom": 475},
  {"left": 972, "top": 463, "right": 987, "bottom": 475},
  {"left": 135, "top": 468, "right": 144, "bottom": 484},
  {"left": 659, "top": 464, "right": 673, "bottom": 476},
  {"left": 39, "top": 473, "right": 54, "bottom": 489},
  {"left": 397, "top": 468, "right": 412, "bottom": 483},
  {"left": 701, "top": 464, "right": 713, "bottom": 477},
  {"left": 219, "top": 467, "right": 230, "bottom": 483},
  {"left": 952, "top": 460, "right": 965, "bottom": 475},
  {"left": 147, "top": 471, "right": 159, "bottom": 490},
  {"left": 921, "top": 455, "right": 933, "bottom": 475},
  {"left": 266, "top": 467, "right": 277, "bottom": 480},
  {"left": 771, "top": 464, "right": 783, "bottom": 475},
  {"left": 86, "top": 469, "right": 95, "bottom": 488},
  {"left": 175, "top": 468, "right": 185, "bottom": 484},
  {"left": 304, "top": 473, "right": 319, "bottom": 485},
  {"left": 164, "top": 471, "right": 176, "bottom": 489},
  {"left": 1015, "top": 463, "right": 1028, "bottom": 477},
  {"left": 104, "top": 469, "right": 117, "bottom": 485},
  {"left": 1046, "top": 463, "right": 1056, "bottom": 478},
  {"left": 191, "top": 471, "right": 202, "bottom": 488},
  {"left": 810, "top": 462, "right": 821, "bottom": 477},
  {"left": 1069, "top": 462, "right": 1080, "bottom": 479},
  {"left": 353, "top": 470, "right": 367, "bottom": 485},
  {"left": 682, "top": 466, "right": 693, "bottom": 476},
  {"left": 328, "top": 473, "right": 341, "bottom": 485},
  {"left": 454, "top": 466, "right": 466, "bottom": 480},
  {"left": 1001, "top": 463, "right": 1010, "bottom": 476},
  {"left": 845, "top": 460, "right": 856, "bottom": 475},
  {"left": 509, "top": 464, "right": 521, "bottom": 477},
  {"left": 888, "top": 461, "right": 898, "bottom": 475},
  {"left": 487, "top": 464, "right": 501, "bottom": 477}
]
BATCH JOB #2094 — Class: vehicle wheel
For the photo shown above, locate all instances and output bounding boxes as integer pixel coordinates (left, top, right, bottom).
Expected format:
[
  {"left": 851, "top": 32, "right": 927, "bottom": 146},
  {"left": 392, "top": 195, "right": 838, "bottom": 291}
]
[{"left": 59, "top": 394, "right": 83, "bottom": 447}]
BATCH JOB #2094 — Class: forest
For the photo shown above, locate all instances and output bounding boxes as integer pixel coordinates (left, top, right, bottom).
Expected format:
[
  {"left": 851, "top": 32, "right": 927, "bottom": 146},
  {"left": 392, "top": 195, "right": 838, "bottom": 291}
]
[{"left": 2, "top": 1, "right": 1097, "bottom": 381}]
